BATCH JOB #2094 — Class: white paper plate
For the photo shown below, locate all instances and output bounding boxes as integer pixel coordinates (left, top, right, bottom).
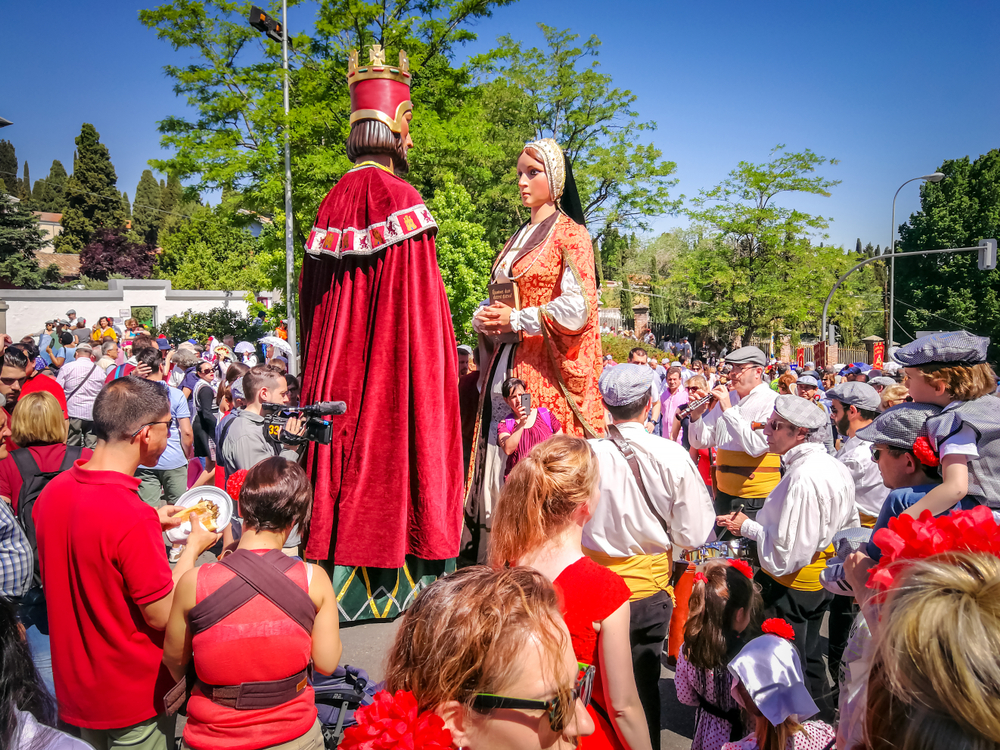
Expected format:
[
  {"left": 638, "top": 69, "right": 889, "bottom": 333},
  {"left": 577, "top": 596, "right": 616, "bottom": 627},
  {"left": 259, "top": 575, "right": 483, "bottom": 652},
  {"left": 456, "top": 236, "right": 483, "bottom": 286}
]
[{"left": 165, "top": 486, "right": 233, "bottom": 545}]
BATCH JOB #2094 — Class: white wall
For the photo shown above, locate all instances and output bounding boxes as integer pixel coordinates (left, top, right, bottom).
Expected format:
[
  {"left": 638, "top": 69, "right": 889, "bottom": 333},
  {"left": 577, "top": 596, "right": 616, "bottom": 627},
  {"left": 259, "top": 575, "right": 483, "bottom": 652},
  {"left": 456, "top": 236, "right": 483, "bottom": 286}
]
[{"left": 0, "top": 279, "right": 250, "bottom": 341}]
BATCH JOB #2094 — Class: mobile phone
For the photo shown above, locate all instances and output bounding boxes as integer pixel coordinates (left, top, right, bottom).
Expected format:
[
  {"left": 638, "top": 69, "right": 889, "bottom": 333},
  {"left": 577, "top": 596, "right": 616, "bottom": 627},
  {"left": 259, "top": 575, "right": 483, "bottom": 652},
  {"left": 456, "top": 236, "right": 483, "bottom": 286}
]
[{"left": 520, "top": 392, "right": 531, "bottom": 414}]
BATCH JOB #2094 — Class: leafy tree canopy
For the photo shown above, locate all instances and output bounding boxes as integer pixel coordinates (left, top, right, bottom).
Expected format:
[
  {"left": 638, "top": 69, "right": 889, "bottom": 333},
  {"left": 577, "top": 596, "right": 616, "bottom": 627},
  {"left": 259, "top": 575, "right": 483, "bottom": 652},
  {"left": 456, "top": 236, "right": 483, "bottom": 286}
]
[
  {"left": 0, "top": 141, "right": 17, "bottom": 196},
  {"left": 155, "top": 306, "right": 266, "bottom": 345},
  {"left": 156, "top": 205, "right": 270, "bottom": 292},
  {"left": 80, "top": 229, "right": 157, "bottom": 280},
  {"left": 32, "top": 160, "right": 70, "bottom": 213},
  {"left": 896, "top": 149, "right": 1000, "bottom": 352},
  {"left": 133, "top": 169, "right": 163, "bottom": 245}
]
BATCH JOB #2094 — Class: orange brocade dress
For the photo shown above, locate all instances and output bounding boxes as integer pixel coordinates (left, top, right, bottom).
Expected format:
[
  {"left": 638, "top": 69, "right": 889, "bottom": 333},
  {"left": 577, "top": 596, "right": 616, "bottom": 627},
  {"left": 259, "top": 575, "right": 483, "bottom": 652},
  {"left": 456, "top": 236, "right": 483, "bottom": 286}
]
[{"left": 463, "top": 212, "right": 604, "bottom": 561}]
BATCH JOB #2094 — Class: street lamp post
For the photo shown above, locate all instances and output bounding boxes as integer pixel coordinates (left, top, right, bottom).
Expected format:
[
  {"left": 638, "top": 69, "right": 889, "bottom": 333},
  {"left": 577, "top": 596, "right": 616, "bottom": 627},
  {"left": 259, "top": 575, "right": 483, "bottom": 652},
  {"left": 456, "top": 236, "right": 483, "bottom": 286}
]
[
  {"left": 249, "top": 4, "right": 297, "bottom": 376},
  {"left": 887, "top": 172, "right": 945, "bottom": 347}
]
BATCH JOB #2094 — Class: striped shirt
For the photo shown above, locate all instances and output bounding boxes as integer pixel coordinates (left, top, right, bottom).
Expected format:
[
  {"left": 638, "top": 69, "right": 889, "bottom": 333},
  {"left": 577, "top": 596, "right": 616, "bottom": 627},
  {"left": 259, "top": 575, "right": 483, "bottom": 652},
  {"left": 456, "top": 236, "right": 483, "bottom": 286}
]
[
  {"left": 56, "top": 357, "right": 106, "bottom": 420},
  {"left": 0, "top": 500, "right": 31, "bottom": 598}
]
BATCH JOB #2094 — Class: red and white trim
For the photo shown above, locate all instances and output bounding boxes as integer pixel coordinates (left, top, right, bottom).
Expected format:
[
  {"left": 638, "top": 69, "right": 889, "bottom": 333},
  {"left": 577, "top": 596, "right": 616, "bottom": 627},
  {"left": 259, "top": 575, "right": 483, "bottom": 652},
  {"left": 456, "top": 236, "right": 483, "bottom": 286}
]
[{"left": 305, "top": 202, "right": 436, "bottom": 258}]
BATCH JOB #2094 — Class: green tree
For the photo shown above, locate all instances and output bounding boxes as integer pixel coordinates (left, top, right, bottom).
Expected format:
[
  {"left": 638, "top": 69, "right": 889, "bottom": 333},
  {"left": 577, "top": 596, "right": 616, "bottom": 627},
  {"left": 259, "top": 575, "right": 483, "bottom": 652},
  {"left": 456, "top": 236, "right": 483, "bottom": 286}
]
[
  {"left": 156, "top": 307, "right": 262, "bottom": 344},
  {"left": 895, "top": 150, "right": 1000, "bottom": 348},
  {"left": 32, "top": 160, "right": 69, "bottom": 212},
  {"left": 156, "top": 206, "right": 270, "bottom": 292},
  {"left": 0, "top": 196, "right": 47, "bottom": 288},
  {"left": 620, "top": 275, "right": 633, "bottom": 313},
  {"left": 54, "top": 124, "right": 127, "bottom": 253},
  {"left": 428, "top": 175, "right": 495, "bottom": 342},
  {"left": 121, "top": 191, "right": 132, "bottom": 221},
  {"left": 156, "top": 173, "right": 188, "bottom": 239},
  {"left": 132, "top": 169, "right": 163, "bottom": 245},
  {"left": 0, "top": 141, "right": 17, "bottom": 196},
  {"left": 648, "top": 256, "right": 666, "bottom": 324},
  {"left": 481, "top": 25, "right": 680, "bottom": 242},
  {"left": 19, "top": 162, "right": 31, "bottom": 204},
  {"left": 679, "top": 146, "right": 841, "bottom": 343}
]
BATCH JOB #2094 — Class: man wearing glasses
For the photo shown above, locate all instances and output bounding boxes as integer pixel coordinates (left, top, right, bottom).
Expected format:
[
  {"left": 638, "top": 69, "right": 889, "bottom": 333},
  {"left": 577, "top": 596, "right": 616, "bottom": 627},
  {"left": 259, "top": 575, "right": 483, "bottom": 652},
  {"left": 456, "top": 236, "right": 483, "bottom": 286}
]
[
  {"left": 716, "top": 394, "right": 859, "bottom": 697},
  {"left": 133, "top": 347, "right": 194, "bottom": 508},
  {"left": 687, "top": 346, "right": 781, "bottom": 538}
]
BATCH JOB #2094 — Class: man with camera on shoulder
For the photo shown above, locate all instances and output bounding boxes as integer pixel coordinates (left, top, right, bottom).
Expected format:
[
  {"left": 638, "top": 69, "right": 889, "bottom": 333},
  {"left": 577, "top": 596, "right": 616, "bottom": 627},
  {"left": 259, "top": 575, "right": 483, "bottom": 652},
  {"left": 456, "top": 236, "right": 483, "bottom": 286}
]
[{"left": 219, "top": 365, "right": 304, "bottom": 476}]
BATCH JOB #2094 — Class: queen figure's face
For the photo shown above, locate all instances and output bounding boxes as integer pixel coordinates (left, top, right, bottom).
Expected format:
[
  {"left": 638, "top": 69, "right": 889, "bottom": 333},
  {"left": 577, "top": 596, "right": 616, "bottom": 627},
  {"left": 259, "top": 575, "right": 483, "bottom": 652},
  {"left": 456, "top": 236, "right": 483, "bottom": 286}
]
[{"left": 517, "top": 151, "right": 552, "bottom": 209}]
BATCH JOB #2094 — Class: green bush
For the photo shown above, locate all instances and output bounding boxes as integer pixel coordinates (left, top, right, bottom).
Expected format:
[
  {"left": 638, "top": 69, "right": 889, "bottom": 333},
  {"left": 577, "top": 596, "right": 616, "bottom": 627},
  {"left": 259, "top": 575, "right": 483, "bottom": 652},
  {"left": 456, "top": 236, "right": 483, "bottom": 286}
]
[
  {"left": 600, "top": 334, "right": 678, "bottom": 365},
  {"left": 154, "top": 307, "right": 264, "bottom": 345}
]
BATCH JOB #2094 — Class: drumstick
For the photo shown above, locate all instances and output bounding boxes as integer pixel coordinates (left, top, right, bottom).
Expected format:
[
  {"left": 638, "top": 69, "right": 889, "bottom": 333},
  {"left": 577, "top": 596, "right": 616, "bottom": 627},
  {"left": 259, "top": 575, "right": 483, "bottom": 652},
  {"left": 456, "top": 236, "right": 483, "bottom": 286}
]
[{"left": 731, "top": 503, "right": 745, "bottom": 518}]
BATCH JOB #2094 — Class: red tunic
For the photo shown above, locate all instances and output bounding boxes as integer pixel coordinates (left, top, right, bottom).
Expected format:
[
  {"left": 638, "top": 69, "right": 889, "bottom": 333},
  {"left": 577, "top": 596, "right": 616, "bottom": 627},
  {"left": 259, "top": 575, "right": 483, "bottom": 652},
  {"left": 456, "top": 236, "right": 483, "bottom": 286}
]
[
  {"left": 555, "top": 557, "right": 632, "bottom": 750},
  {"left": 298, "top": 163, "right": 463, "bottom": 566}
]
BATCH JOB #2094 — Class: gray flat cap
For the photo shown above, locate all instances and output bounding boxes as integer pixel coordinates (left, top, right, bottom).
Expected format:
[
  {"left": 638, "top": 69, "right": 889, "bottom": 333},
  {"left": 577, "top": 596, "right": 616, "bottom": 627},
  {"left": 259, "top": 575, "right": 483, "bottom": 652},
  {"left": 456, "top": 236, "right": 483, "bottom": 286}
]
[
  {"left": 796, "top": 374, "right": 820, "bottom": 388},
  {"left": 599, "top": 363, "right": 654, "bottom": 407},
  {"left": 66, "top": 309, "right": 76, "bottom": 315},
  {"left": 892, "top": 331, "right": 989, "bottom": 366},
  {"left": 774, "top": 394, "right": 829, "bottom": 430},
  {"left": 869, "top": 376, "right": 896, "bottom": 388},
  {"left": 856, "top": 402, "right": 942, "bottom": 450},
  {"left": 827, "top": 382, "right": 881, "bottom": 412},
  {"left": 725, "top": 346, "right": 767, "bottom": 367}
]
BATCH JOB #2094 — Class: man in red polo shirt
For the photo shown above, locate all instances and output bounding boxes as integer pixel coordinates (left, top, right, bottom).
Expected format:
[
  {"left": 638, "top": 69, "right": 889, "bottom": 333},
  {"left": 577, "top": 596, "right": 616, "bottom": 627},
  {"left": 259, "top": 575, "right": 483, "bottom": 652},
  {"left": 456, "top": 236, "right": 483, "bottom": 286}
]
[{"left": 34, "top": 377, "right": 220, "bottom": 749}]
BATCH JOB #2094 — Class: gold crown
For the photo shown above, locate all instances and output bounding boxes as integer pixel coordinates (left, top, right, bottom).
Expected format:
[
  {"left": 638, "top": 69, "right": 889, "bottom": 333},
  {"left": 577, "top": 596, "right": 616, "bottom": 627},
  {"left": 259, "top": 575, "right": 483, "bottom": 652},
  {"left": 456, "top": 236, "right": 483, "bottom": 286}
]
[{"left": 347, "top": 45, "right": 411, "bottom": 86}]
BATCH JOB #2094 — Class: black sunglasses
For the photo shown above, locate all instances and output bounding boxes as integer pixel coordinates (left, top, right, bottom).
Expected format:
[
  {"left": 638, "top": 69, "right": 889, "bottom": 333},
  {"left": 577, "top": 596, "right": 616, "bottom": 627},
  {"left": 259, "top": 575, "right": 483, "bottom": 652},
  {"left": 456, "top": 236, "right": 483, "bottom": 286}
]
[{"left": 472, "top": 662, "right": 595, "bottom": 732}]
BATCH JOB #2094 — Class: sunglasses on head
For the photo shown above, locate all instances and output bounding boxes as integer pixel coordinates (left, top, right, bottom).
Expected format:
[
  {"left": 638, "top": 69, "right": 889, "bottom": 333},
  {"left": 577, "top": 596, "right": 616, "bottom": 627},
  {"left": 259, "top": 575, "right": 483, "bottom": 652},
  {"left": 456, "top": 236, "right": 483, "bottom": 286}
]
[{"left": 471, "top": 662, "right": 595, "bottom": 732}]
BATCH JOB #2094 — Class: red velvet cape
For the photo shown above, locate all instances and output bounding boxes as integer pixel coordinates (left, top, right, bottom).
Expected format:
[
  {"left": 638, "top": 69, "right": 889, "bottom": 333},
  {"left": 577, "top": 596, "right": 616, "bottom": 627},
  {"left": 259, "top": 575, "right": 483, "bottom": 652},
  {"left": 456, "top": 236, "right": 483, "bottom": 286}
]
[{"left": 299, "top": 164, "right": 463, "bottom": 567}]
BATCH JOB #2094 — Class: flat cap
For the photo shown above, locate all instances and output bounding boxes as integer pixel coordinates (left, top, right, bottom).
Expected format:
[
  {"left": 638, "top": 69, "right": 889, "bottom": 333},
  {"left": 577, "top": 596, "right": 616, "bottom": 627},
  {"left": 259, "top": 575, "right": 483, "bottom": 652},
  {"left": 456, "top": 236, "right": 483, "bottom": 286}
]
[
  {"left": 599, "top": 363, "right": 654, "bottom": 407},
  {"left": 869, "top": 376, "right": 896, "bottom": 388},
  {"left": 725, "top": 346, "right": 767, "bottom": 367},
  {"left": 457, "top": 344, "right": 473, "bottom": 355},
  {"left": 856, "top": 402, "right": 942, "bottom": 450},
  {"left": 156, "top": 338, "right": 172, "bottom": 351},
  {"left": 66, "top": 309, "right": 76, "bottom": 314},
  {"left": 892, "top": 330, "right": 989, "bottom": 367},
  {"left": 826, "top": 382, "right": 881, "bottom": 412},
  {"left": 774, "top": 394, "right": 829, "bottom": 430},
  {"left": 796, "top": 374, "right": 820, "bottom": 388},
  {"left": 75, "top": 342, "right": 93, "bottom": 353}
]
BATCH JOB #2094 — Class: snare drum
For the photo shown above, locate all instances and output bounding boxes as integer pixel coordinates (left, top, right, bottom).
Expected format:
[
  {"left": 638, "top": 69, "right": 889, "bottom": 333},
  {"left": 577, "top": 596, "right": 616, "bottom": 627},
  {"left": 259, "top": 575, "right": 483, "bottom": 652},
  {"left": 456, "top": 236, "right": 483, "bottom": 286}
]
[{"left": 682, "top": 539, "right": 752, "bottom": 564}]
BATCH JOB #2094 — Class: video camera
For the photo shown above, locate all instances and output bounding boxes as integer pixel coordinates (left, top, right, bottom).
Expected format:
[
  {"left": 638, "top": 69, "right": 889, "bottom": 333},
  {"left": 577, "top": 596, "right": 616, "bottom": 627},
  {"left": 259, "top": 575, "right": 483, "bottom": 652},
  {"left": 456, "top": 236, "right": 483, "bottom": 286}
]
[{"left": 261, "top": 401, "right": 346, "bottom": 446}]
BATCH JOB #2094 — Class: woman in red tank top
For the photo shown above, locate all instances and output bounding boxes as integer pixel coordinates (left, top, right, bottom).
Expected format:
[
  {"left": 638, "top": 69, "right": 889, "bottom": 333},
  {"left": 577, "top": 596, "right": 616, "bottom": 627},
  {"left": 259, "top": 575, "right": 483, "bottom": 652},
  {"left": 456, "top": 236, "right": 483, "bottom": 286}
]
[
  {"left": 489, "top": 436, "right": 653, "bottom": 750},
  {"left": 164, "top": 458, "right": 342, "bottom": 750}
]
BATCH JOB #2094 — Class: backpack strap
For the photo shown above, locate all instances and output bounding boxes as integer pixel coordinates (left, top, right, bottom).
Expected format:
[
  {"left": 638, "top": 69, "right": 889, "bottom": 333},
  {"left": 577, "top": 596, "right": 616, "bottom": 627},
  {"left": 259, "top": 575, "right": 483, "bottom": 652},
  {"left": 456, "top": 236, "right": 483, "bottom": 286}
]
[
  {"left": 188, "top": 549, "right": 315, "bottom": 636},
  {"left": 605, "top": 424, "right": 670, "bottom": 537},
  {"left": 60, "top": 445, "right": 83, "bottom": 472},
  {"left": 10, "top": 448, "right": 42, "bottom": 487}
]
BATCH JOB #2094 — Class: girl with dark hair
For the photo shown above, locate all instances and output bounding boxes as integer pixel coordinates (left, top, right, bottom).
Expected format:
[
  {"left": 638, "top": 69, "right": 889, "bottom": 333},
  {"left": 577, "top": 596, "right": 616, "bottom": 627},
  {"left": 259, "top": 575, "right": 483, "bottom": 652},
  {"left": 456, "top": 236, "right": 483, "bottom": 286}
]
[
  {"left": 497, "top": 377, "right": 561, "bottom": 482},
  {"left": 0, "top": 597, "right": 90, "bottom": 749},
  {"left": 674, "top": 561, "right": 761, "bottom": 750},
  {"left": 163, "top": 457, "right": 341, "bottom": 750}
]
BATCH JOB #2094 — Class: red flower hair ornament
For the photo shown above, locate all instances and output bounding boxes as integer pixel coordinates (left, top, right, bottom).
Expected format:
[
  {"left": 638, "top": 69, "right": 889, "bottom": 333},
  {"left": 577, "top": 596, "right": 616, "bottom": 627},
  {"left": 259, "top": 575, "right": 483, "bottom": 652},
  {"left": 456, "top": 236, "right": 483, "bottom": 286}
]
[
  {"left": 867, "top": 505, "right": 1000, "bottom": 592},
  {"left": 729, "top": 559, "right": 754, "bottom": 581},
  {"left": 761, "top": 618, "right": 795, "bottom": 641},
  {"left": 226, "top": 469, "right": 248, "bottom": 503},
  {"left": 911, "top": 436, "right": 940, "bottom": 467},
  {"left": 694, "top": 572, "right": 708, "bottom": 584},
  {"left": 340, "top": 690, "right": 454, "bottom": 750}
]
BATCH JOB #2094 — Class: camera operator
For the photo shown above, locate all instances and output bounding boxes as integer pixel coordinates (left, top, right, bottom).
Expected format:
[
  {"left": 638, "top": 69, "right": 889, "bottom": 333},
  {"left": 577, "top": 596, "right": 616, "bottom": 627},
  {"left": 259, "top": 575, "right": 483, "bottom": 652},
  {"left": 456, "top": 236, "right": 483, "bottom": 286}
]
[{"left": 219, "top": 364, "right": 303, "bottom": 474}]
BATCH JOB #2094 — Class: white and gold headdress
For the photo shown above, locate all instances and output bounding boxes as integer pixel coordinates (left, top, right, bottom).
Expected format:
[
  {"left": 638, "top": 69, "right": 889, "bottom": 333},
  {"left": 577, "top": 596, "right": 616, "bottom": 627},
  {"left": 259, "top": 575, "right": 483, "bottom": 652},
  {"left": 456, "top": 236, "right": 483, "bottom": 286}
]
[{"left": 524, "top": 138, "right": 566, "bottom": 203}]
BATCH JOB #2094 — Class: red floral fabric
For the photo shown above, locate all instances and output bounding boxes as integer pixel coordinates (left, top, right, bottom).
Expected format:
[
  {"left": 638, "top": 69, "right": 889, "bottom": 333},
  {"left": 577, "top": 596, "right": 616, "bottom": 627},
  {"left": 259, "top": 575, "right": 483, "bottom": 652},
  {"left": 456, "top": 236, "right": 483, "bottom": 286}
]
[
  {"left": 508, "top": 213, "right": 604, "bottom": 439},
  {"left": 730, "top": 559, "right": 754, "bottom": 580},
  {"left": 867, "top": 505, "right": 1000, "bottom": 591},
  {"left": 340, "top": 690, "right": 454, "bottom": 750},
  {"left": 761, "top": 618, "right": 796, "bottom": 641}
]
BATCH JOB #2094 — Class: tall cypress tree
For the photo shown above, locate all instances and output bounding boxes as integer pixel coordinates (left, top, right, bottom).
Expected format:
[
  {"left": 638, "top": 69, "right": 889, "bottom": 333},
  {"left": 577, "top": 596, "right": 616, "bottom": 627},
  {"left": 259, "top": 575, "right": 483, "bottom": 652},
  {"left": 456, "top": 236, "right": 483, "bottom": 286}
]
[
  {"left": 54, "top": 124, "right": 126, "bottom": 253},
  {"left": 121, "top": 191, "right": 132, "bottom": 220},
  {"left": 132, "top": 169, "right": 162, "bottom": 245},
  {"left": 157, "top": 174, "right": 185, "bottom": 239},
  {"left": 19, "top": 162, "right": 31, "bottom": 204},
  {"left": 0, "top": 141, "right": 17, "bottom": 196},
  {"left": 649, "top": 256, "right": 666, "bottom": 324},
  {"left": 34, "top": 160, "right": 69, "bottom": 213}
]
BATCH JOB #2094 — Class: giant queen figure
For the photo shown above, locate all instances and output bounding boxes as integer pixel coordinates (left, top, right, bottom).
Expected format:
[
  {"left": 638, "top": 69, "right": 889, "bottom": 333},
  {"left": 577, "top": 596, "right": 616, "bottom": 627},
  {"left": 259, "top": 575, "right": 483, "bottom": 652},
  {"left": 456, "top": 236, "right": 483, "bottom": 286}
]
[{"left": 298, "top": 45, "right": 463, "bottom": 620}]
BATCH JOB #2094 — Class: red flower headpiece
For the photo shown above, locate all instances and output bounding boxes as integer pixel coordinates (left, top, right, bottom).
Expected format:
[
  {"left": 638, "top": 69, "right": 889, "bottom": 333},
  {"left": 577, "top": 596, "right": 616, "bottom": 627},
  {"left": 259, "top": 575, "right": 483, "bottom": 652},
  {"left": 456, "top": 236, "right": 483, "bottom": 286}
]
[
  {"left": 694, "top": 572, "right": 708, "bottom": 584},
  {"left": 729, "top": 559, "right": 754, "bottom": 581},
  {"left": 867, "top": 505, "right": 1000, "bottom": 591},
  {"left": 340, "top": 690, "right": 454, "bottom": 750},
  {"left": 761, "top": 618, "right": 795, "bottom": 641},
  {"left": 226, "top": 469, "right": 248, "bottom": 504},
  {"left": 912, "top": 436, "right": 940, "bottom": 467}
]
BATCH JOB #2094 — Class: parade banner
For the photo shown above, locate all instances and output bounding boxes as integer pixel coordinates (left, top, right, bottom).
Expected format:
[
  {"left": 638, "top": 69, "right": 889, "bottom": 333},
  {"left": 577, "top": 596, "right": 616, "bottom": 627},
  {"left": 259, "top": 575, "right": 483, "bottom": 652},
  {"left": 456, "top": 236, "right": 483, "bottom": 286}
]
[
  {"left": 873, "top": 341, "right": 885, "bottom": 369},
  {"left": 796, "top": 348, "right": 805, "bottom": 367},
  {"left": 814, "top": 341, "right": 826, "bottom": 368}
]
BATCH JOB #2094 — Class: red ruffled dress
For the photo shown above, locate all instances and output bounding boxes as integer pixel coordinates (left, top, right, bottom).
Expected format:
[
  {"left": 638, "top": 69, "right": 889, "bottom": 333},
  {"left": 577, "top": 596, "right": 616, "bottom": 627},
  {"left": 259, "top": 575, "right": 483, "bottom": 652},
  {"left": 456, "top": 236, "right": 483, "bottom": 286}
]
[{"left": 554, "top": 557, "right": 631, "bottom": 750}]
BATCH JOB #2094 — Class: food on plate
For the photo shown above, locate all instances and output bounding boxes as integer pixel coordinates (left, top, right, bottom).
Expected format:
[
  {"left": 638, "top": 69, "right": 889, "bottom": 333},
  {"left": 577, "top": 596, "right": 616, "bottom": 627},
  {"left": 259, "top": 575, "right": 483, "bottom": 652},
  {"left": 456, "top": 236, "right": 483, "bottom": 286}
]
[{"left": 173, "top": 499, "right": 221, "bottom": 532}]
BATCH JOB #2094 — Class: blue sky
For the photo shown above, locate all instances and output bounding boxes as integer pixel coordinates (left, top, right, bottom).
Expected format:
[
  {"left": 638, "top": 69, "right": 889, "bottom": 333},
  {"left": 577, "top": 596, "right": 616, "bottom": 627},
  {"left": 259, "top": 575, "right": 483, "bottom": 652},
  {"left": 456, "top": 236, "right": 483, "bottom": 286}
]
[{"left": 5, "top": 0, "right": 998, "bottom": 251}]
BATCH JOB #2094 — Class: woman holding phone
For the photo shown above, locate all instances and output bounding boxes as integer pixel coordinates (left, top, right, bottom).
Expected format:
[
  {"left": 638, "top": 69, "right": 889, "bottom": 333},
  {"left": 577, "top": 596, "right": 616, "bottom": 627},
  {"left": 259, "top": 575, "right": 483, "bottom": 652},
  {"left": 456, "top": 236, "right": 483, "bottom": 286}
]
[{"left": 497, "top": 377, "right": 562, "bottom": 482}]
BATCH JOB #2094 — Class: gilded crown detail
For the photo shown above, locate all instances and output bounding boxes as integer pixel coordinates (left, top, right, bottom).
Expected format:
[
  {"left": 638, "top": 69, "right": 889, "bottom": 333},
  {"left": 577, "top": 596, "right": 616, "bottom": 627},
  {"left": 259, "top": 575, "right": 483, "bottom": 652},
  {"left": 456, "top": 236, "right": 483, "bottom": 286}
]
[{"left": 346, "top": 44, "right": 412, "bottom": 85}]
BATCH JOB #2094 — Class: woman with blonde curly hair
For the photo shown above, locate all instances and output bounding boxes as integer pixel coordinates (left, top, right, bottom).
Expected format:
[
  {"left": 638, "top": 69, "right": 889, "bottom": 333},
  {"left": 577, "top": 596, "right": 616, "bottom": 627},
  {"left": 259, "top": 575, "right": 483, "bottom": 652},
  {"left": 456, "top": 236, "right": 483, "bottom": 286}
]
[
  {"left": 489, "top": 435, "right": 651, "bottom": 750},
  {"left": 863, "top": 552, "right": 1000, "bottom": 750},
  {"left": 379, "top": 566, "right": 595, "bottom": 750}
]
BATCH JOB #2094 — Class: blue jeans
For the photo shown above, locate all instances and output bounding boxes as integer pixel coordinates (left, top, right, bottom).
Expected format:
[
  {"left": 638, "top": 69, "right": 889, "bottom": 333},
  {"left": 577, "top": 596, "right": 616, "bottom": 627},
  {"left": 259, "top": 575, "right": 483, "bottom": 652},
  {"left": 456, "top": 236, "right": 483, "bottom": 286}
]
[{"left": 19, "top": 587, "right": 54, "bottom": 696}]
